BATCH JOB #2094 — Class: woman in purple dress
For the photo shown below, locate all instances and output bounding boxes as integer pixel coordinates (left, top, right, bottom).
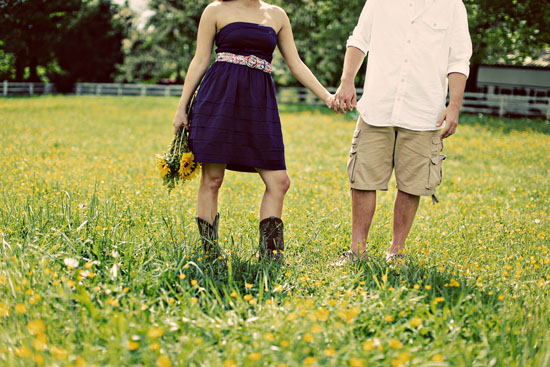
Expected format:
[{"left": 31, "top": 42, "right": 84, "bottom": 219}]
[{"left": 172, "top": 0, "right": 334, "bottom": 261}]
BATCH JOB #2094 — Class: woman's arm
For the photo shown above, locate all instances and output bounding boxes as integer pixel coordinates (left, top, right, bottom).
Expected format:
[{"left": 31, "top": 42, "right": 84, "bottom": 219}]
[
  {"left": 275, "top": 8, "right": 334, "bottom": 108},
  {"left": 173, "top": 4, "right": 218, "bottom": 134}
]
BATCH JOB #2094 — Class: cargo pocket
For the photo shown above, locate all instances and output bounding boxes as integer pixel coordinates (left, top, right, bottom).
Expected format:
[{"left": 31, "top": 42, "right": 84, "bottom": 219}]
[
  {"left": 426, "top": 154, "right": 446, "bottom": 190},
  {"left": 347, "top": 128, "right": 361, "bottom": 184}
]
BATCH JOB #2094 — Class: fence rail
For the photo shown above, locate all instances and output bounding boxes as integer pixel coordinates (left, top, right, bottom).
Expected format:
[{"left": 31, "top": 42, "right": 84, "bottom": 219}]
[{"left": 2, "top": 81, "right": 550, "bottom": 120}]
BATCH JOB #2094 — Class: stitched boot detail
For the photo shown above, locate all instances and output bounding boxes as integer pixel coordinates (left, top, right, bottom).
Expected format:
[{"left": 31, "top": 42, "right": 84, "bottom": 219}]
[{"left": 259, "top": 216, "right": 284, "bottom": 261}]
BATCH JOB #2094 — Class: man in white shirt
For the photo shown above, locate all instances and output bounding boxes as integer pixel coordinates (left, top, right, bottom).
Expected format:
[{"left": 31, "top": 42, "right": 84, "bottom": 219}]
[{"left": 334, "top": 0, "right": 472, "bottom": 264}]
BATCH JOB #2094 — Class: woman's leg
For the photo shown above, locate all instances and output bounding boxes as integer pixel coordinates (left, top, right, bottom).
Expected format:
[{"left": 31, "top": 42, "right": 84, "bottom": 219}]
[
  {"left": 197, "top": 163, "right": 226, "bottom": 223},
  {"left": 256, "top": 169, "right": 291, "bottom": 220}
]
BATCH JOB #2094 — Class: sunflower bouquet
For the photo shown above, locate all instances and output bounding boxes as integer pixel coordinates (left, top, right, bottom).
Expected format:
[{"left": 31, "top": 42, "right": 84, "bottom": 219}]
[{"left": 155, "top": 128, "right": 200, "bottom": 192}]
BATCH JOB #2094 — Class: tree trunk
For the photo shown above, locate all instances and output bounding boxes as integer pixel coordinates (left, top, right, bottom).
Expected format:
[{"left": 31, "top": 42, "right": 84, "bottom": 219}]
[
  {"left": 29, "top": 56, "right": 39, "bottom": 82},
  {"left": 465, "top": 63, "right": 480, "bottom": 92},
  {"left": 15, "top": 55, "right": 25, "bottom": 81}
]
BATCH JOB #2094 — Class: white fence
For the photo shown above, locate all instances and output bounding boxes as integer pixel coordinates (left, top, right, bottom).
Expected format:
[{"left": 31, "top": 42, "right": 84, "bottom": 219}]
[{"left": 2, "top": 81, "right": 550, "bottom": 120}]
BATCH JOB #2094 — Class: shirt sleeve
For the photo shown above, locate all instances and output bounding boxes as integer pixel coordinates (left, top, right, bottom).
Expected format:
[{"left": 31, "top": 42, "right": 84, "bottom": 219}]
[
  {"left": 447, "top": 1, "right": 473, "bottom": 77},
  {"left": 346, "top": 0, "right": 376, "bottom": 54}
]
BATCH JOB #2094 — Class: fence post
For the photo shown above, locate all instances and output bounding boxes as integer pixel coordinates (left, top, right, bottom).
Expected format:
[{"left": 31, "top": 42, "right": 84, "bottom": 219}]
[
  {"left": 141, "top": 86, "right": 146, "bottom": 96},
  {"left": 546, "top": 100, "right": 550, "bottom": 121},
  {"left": 117, "top": 84, "right": 122, "bottom": 96},
  {"left": 499, "top": 96, "right": 505, "bottom": 117},
  {"left": 3, "top": 80, "right": 7, "bottom": 97},
  {"left": 164, "top": 86, "right": 170, "bottom": 97},
  {"left": 29, "top": 83, "right": 34, "bottom": 96},
  {"left": 76, "top": 84, "right": 81, "bottom": 95}
]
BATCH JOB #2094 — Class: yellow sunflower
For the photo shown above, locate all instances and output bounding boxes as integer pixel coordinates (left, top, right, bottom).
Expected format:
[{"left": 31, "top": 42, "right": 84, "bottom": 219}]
[
  {"left": 155, "top": 155, "right": 171, "bottom": 178},
  {"left": 178, "top": 152, "right": 195, "bottom": 177}
]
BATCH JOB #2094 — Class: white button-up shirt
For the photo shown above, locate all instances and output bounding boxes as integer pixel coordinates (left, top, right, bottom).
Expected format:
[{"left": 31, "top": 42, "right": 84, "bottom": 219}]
[{"left": 347, "top": 0, "right": 473, "bottom": 131}]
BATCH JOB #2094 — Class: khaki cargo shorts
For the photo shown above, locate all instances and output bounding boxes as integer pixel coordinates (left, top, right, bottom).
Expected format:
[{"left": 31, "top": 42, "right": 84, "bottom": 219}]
[{"left": 347, "top": 118, "right": 445, "bottom": 197}]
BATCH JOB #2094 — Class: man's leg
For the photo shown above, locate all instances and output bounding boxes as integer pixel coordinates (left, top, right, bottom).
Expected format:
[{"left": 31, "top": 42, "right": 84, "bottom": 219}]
[
  {"left": 351, "top": 189, "right": 376, "bottom": 256},
  {"left": 389, "top": 190, "right": 420, "bottom": 255}
]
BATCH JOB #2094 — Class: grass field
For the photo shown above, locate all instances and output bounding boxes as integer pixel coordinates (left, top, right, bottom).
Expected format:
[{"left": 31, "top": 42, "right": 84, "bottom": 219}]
[{"left": 1, "top": 96, "right": 549, "bottom": 367}]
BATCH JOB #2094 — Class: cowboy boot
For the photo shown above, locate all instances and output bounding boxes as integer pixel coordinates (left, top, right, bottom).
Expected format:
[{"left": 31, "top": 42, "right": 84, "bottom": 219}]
[
  {"left": 259, "top": 216, "right": 284, "bottom": 261},
  {"left": 197, "top": 213, "right": 221, "bottom": 258}
]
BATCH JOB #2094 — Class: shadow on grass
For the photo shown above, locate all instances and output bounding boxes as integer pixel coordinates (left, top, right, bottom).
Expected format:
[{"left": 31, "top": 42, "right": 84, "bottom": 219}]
[
  {"left": 350, "top": 256, "right": 505, "bottom": 343},
  {"left": 152, "top": 236, "right": 288, "bottom": 309}
]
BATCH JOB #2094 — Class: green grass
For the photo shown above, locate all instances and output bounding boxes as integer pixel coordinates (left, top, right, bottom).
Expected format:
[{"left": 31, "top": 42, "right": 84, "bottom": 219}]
[{"left": 0, "top": 96, "right": 549, "bottom": 367}]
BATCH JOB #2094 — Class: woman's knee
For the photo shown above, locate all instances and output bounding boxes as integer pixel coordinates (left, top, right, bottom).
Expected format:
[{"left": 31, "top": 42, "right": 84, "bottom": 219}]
[
  {"left": 202, "top": 171, "right": 224, "bottom": 192},
  {"left": 267, "top": 173, "right": 291, "bottom": 195}
]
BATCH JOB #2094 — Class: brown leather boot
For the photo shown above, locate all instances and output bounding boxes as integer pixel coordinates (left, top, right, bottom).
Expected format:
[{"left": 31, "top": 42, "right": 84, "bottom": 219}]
[
  {"left": 259, "top": 216, "right": 284, "bottom": 261},
  {"left": 197, "top": 213, "right": 221, "bottom": 259}
]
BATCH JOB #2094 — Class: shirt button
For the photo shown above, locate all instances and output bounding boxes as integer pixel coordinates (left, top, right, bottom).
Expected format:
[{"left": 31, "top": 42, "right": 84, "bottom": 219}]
[
  {"left": 407, "top": 40, "right": 412, "bottom": 43},
  {"left": 404, "top": 59, "right": 408, "bottom": 63},
  {"left": 411, "top": 20, "right": 415, "bottom": 24}
]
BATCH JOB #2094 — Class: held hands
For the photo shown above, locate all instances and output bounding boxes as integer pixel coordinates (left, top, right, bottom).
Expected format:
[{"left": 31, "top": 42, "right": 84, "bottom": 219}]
[
  {"left": 173, "top": 110, "right": 188, "bottom": 134},
  {"left": 332, "top": 79, "right": 357, "bottom": 113},
  {"left": 436, "top": 104, "right": 460, "bottom": 139}
]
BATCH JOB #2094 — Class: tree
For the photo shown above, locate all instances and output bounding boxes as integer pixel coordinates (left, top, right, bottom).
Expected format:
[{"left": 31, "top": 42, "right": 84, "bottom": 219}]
[
  {"left": 0, "top": 0, "right": 129, "bottom": 87},
  {"left": 464, "top": 0, "right": 550, "bottom": 89},
  {"left": 53, "top": 0, "right": 130, "bottom": 91},
  {"left": 0, "top": 0, "right": 81, "bottom": 81}
]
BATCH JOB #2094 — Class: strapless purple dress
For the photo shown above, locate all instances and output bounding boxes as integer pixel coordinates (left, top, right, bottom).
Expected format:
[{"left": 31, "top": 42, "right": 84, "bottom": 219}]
[{"left": 188, "top": 22, "right": 285, "bottom": 172}]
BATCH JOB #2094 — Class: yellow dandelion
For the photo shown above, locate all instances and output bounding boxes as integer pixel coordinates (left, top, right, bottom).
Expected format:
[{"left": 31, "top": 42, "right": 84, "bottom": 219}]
[
  {"left": 410, "top": 317, "right": 423, "bottom": 328},
  {"left": 191, "top": 280, "right": 198, "bottom": 286},
  {"left": 248, "top": 352, "right": 261, "bottom": 361},
  {"left": 324, "top": 348, "right": 336, "bottom": 357},
  {"left": 27, "top": 319, "right": 46, "bottom": 335},
  {"left": 230, "top": 291, "right": 237, "bottom": 298},
  {"left": 303, "top": 333, "right": 314, "bottom": 342},
  {"left": 147, "top": 327, "right": 164, "bottom": 338},
  {"left": 384, "top": 315, "right": 394, "bottom": 322},
  {"left": 311, "top": 324, "right": 323, "bottom": 333},
  {"left": 14, "top": 345, "right": 32, "bottom": 358},
  {"left": 179, "top": 274, "right": 186, "bottom": 280},
  {"left": 243, "top": 294, "right": 253, "bottom": 301},
  {"left": 32, "top": 334, "right": 48, "bottom": 351},
  {"left": 75, "top": 357, "right": 87, "bottom": 367},
  {"left": 127, "top": 341, "right": 139, "bottom": 351},
  {"left": 363, "top": 339, "right": 375, "bottom": 351},
  {"left": 350, "top": 358, "right": 364, "bottom": 367},
  {"left": 304, "top": 356, "right": 317, "bottom": 365},
  {"left": 389, "top": 338, "right": 403, "bottom": 349},
  {"left": 223, "top": 361, "right": 237, "bottom": 367},
  {"left": 245, "top": 283, "right": 253, "bottom": 289},
  {"left": 51, "top": 346, "right": 68, "bottom": 360},
  {"left": 432, "top": 354, "right": 445, "bottom": 362},
  {"left": 156, "top": 355, "right": 171, "bottom": 367},
  {"left": 149, "top": 342, "right": 160, "bottom": 351},
  {"left": 281, "top": 340, "right": 290, "bottom": 347},
  {"left": 15, "top": 303, "right": 27, "bottom": 314},
  {"left": 0, "top": 303, "right": 9, "bottom": 317},
  {"left": 33, "top": 353, "right": 44, "bottom": 365},
  {"left": 263, "top": 333, "right": 275, "bottom": 341}
]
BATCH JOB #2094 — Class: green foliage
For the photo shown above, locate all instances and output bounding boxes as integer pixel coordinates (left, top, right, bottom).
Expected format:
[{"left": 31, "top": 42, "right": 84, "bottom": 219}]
[
  {"left": 1, "top": 96, "right": 550, "bottom": 366},
  {"left": 0, "top": 0, "right": 129, "bottom": 86}
]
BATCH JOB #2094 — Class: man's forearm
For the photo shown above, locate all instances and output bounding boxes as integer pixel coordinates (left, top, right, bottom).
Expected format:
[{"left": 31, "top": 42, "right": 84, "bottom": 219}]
[
  {"left": 341, "top": 47, "right": 366, "bottom": 83},
  {"left": 448, "top": 72, "right": 467, "bottom": 108}
]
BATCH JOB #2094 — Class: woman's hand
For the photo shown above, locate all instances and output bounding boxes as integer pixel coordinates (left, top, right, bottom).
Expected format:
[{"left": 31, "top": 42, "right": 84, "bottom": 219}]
[
  {"left": 173, "top": 110, "right": 188, "bottom": 134},
  {"left": 325, "top": 94, "right": 337, "bottom": 111}
]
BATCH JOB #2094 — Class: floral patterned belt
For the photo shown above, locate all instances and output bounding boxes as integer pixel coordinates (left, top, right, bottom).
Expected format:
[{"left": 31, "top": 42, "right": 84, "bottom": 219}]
[{"left": 216, "top": 52, "right": 273, "bottom": 74}]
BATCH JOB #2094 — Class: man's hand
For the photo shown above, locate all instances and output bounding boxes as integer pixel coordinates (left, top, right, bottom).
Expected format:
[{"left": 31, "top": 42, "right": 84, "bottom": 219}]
[
  {"left": 436, "top": 104, "right": 460, "bottom": 139},
  {"left": 334, "top": 79, "right": 357, "bottom": 114}
]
